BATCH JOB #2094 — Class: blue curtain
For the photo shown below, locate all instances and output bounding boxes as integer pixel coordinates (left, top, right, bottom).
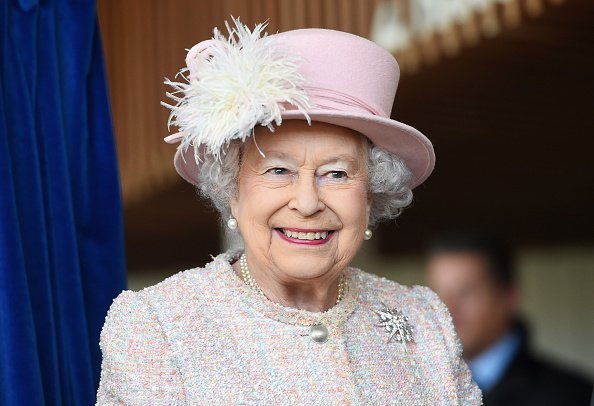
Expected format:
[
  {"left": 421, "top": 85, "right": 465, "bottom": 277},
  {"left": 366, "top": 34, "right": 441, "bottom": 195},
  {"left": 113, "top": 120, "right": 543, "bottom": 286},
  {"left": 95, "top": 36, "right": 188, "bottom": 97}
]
[{"left": 0, "top": 0, "right": 126, "bottom": 404}]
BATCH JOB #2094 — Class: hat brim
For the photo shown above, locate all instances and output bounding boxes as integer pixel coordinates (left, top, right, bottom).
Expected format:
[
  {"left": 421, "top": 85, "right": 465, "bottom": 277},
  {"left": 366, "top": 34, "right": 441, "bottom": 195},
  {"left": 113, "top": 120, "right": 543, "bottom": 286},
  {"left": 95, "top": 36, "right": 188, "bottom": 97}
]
[{"left": 173, "top": 110, "right": 435, "bottom": 189}]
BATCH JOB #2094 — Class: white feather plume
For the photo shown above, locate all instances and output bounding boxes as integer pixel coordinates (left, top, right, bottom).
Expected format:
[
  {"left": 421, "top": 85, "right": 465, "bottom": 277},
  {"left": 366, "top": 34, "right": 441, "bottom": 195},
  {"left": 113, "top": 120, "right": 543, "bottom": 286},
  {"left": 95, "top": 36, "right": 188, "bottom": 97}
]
[{"left": 162, "top": 17, "right": 312, "bottom": 162}]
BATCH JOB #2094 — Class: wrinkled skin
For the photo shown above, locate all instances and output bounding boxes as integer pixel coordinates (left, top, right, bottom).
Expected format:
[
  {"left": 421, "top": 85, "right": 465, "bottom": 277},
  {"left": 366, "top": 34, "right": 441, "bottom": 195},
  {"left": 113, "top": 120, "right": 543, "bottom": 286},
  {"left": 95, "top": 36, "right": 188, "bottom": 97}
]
[{"left": 231, "top": 121, "right": 370, "bottom": 312}]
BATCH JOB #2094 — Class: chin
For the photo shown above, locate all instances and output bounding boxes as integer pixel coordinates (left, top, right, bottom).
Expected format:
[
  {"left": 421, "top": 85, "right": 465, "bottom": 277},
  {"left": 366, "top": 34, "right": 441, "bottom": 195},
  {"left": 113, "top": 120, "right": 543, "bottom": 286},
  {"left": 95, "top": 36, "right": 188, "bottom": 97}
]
[{"left": 272, "top": 251, "right": 339, "bottom": 281}]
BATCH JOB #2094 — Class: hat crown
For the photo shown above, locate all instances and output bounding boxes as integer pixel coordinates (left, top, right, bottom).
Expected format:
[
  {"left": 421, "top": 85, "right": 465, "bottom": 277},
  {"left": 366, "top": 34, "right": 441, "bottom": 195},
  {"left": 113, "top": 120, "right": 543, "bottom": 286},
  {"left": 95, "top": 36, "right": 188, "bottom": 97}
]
[
  {"left": 276, "top": 29, "right": 400, "bottom": 118},
  {"left": 166, "top": 22, "right": 434, "bottom": 190}
]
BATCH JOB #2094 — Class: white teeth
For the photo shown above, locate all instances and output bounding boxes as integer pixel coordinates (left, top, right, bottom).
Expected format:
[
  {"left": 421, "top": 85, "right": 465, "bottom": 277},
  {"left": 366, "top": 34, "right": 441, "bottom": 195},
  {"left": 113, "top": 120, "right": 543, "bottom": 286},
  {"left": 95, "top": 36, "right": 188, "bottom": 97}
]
[{"left": 281, "top": 229, "right": 331, "bottom": 240}]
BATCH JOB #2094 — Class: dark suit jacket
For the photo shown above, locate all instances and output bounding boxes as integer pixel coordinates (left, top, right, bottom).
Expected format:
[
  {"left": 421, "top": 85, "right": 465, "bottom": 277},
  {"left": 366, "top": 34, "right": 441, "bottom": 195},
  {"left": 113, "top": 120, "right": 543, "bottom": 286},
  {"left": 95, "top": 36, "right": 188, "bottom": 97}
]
[{"left": 483, "top": 328, "right": 592, "bottom": 406}]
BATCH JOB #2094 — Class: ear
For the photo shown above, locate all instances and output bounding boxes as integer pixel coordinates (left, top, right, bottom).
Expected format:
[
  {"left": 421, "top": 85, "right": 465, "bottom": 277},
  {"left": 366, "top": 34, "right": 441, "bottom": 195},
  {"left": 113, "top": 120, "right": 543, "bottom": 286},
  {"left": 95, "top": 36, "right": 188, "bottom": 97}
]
[
  {"left": 366, "top": 198, "right": 372, "bottom": 225},
  {"left": 230, "top": 195, "right": 239, "bottom": 220}
]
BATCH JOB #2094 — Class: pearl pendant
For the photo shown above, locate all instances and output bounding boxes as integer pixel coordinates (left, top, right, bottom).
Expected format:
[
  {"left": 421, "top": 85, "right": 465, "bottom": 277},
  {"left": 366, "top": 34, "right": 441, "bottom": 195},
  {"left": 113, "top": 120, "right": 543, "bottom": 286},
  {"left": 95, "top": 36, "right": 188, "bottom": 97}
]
[
  {"left": 227, "top": 218, "right": 238, "bottom": 230},
  {"left": 363, "top": 229, "right": 373, "bottom": 240}
]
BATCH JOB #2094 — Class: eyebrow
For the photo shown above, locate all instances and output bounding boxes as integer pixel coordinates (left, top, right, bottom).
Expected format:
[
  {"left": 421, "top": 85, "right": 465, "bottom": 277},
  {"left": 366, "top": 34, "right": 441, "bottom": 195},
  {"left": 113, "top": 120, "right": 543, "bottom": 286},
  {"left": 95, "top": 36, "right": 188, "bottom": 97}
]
[
  {"left": 318, "top": 154, "right": 359, "bottom": 167},
  {"left": 261, "top": 151, "right": 360, "bottom": 168},
  {"left": 260, "top": 151, "right": 298, "bottom": 165}
]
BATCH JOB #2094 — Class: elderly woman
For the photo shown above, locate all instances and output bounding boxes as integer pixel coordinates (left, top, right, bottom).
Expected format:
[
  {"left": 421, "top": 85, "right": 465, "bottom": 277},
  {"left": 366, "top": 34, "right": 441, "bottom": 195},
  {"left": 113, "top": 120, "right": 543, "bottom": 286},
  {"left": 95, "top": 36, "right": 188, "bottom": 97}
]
[{"left": 96, "top": 19, "right": 481, "bottom": 404}]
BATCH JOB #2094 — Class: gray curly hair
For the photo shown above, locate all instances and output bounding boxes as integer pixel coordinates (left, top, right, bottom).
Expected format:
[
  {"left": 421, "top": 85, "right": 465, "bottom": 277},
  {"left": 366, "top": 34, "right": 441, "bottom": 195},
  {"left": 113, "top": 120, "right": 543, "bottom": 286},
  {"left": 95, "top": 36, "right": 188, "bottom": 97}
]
[{"left": 196, "top": 137, "right": 413, "bottom": 228}]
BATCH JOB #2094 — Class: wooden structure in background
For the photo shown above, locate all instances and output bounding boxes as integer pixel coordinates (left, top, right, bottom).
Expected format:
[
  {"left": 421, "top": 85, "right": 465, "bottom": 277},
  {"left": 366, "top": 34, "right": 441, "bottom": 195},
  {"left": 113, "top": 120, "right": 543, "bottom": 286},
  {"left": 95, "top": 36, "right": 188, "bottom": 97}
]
[
  {"left": 98, "top": 0, "right": 565, "bottom": 206},
  {"left": 97, "top": 0, "right": 377, "bottom": 206},
  {"left": 97, "top": 0, "right": 593, "bottom": 268},
  {"left": 375, "top": 0, "right": 594, "bottom": 252}
]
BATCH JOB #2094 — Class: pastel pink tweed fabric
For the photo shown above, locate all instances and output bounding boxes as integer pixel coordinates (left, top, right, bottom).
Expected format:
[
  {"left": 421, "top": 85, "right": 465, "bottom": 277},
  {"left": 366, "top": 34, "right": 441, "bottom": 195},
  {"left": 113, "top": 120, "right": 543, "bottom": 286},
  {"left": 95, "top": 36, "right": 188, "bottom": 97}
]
[{"left": 96, "top": 252, "right": 481, "bottom": 405}]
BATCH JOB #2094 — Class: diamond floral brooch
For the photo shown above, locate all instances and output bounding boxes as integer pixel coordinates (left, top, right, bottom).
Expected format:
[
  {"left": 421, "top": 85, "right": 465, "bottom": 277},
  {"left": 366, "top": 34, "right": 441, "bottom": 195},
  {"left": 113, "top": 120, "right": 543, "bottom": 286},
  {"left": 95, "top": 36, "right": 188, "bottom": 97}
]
[{"left": 376, "top": 304, "right": 414, "bottom": 351}]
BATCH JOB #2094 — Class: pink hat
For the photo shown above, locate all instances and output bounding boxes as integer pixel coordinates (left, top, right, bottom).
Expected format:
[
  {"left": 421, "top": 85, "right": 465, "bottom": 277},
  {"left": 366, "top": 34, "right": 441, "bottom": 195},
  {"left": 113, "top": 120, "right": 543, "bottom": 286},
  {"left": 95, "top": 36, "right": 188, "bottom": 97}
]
[{"left": 163, "top": 20, "right": 435, "bottom": 189}]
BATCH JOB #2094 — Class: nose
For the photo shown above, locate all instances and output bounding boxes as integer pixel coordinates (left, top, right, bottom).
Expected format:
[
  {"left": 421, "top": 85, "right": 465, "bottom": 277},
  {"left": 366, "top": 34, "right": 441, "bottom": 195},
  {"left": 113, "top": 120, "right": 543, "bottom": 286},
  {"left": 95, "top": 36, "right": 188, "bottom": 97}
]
[{"left": 287, "top": 174, "right": 325, "bottom": 216}]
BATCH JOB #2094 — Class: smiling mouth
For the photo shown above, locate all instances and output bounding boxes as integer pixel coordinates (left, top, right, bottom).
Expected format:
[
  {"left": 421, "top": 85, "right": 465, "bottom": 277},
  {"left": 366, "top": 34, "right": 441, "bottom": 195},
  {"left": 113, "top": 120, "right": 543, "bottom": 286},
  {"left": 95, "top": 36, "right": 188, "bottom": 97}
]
[{"left": 275, "top": 228, "right": 335, "bottom": 244}]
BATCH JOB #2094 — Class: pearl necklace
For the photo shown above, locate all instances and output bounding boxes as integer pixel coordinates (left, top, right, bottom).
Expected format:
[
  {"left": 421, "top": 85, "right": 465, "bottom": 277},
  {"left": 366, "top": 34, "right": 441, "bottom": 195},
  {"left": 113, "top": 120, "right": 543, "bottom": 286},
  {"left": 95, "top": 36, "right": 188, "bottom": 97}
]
[{"left": 239, "top": 254, "right": 347, "bottom": 305}]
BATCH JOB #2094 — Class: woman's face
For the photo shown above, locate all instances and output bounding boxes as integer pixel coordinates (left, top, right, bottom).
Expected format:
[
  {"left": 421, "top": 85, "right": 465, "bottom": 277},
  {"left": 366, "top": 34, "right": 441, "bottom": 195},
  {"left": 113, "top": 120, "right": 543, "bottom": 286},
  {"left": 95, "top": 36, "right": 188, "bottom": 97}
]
[{"left": 231, "top": 120, "right": 370, "bottom": 284}]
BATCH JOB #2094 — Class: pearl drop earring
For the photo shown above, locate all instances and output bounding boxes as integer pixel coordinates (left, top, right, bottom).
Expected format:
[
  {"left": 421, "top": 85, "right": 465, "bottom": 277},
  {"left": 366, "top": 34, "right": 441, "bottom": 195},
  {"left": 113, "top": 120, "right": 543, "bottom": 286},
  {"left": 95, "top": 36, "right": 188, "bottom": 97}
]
[
  {"left": 227, "top": 217, "right": 238, "bottom": 230},
  {"left": 363, "top": 229, "right": 373, "bottom": 240}
]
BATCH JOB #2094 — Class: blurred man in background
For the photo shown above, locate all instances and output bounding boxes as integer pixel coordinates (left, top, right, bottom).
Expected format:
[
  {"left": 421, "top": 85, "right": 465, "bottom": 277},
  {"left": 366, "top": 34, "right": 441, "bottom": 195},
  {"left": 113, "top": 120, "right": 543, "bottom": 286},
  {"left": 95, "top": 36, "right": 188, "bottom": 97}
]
[{"left": 425, "top": 231, "right": 592, "bottom": 405}]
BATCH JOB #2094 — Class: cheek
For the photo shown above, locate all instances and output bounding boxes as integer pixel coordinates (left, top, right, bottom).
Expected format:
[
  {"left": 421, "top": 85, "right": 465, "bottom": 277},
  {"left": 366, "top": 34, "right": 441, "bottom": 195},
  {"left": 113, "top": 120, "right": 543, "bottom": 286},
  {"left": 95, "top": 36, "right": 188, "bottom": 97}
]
[
  {"left": 464, "top": 294, "right": 495, "bottom": 330},
  {"left": 235, "top": 178, "right": 289, "bottom": 225},
  {"left": 327, "top": 184, "right": 369, "bottom": 228}
]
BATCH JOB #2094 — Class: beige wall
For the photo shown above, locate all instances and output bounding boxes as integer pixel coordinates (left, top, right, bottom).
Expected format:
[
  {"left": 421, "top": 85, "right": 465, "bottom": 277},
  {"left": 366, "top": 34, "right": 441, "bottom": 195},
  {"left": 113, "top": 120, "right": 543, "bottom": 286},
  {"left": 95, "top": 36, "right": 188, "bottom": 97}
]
[
  {"left": 519, "top": 246, "right": 594, "bottom": 378},
  {"left": 128, "top": 242, "right": 594, "bottom": 378}
]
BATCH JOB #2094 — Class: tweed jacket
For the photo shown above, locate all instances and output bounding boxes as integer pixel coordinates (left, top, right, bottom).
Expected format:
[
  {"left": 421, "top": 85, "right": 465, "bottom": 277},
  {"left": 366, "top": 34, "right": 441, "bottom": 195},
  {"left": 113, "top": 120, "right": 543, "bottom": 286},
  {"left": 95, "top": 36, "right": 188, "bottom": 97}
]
[{"left": 96, "top": 252, "right": 481, "bottom": 405}]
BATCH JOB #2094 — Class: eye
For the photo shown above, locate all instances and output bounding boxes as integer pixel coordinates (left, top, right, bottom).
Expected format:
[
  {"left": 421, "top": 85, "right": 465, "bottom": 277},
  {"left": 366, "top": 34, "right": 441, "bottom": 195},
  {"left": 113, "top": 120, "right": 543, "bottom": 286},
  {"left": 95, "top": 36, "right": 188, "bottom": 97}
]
[
  {"left": 266, "top": 167, "right": 289, "bottom": 176},
  {"left": 328, "top": 171, "right": 347, "bottom": 179}
]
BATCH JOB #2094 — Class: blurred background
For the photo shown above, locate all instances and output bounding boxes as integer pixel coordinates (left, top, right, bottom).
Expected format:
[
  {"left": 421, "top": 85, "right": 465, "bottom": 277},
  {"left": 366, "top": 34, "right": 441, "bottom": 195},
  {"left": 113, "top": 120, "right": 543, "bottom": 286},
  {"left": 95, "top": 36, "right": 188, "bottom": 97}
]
[{"left": 97, "top": 0, "right": 594, "bottom": 378}]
